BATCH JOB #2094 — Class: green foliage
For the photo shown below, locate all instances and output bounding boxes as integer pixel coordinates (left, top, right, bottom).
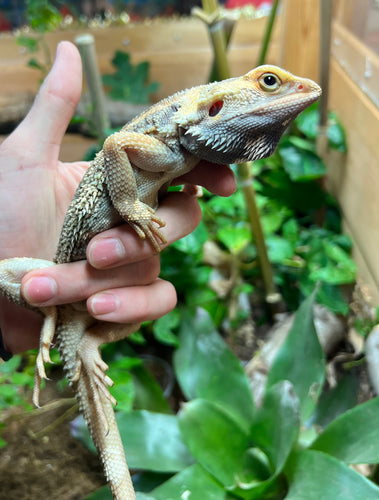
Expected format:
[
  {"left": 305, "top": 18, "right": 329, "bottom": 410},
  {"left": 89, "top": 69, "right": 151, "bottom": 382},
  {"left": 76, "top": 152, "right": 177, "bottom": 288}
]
[
  {"left": 16, "top": 0, "right": 62, "bottom": 78},
  {"left": 102, "top": 51, "right": 160, "bottom": 104},
  {"left": 266, "top": 292, "right": 325, "bottom": 421},
  {"left": 0, "top": 354, "right": 35, "bottom": 410},
  {"left": 24, "top": 0, "right": 62, "bottom": 32},
  {"left": 84, "top": 296, "right": 379, "bottom": 499}
]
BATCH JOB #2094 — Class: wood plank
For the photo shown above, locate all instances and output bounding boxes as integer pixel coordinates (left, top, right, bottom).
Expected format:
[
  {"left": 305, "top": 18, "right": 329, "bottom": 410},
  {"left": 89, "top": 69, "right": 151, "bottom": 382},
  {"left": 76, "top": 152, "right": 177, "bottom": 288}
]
[
  {"left": 331, "top": 22, "right": 379, "bottom": 108},
  {"left": 0, "top": 17, "right": 280, "bottom": 102},
  {"left": 326, "top": 59, "right": 379, "bottom": 301},
  {"left": 279, "top": 0, "right": 320, "bottom": 82}
]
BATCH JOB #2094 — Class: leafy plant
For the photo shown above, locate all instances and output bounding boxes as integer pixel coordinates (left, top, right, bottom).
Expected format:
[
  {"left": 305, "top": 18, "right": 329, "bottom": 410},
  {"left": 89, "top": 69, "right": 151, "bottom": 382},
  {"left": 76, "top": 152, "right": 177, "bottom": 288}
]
[
  {"left": 0, "top": 354, "right": 35, "bottom": 411},
  {"left": 102, "top": 51, "right": 160, "bottom": 104},
  {"left": 148, "top": 101, "right": 354, "bottom": 335},
  {"left": 83, "top": 294, "right": 379, "bottom": 499},
  {"left": 16, "top": 0, "right": 63, "bottom": 78}
]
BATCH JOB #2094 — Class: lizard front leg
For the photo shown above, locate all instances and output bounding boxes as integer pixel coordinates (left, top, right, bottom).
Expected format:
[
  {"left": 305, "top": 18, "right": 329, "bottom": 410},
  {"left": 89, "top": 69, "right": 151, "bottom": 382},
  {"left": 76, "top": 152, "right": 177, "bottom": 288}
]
[{"left": 103, "top": 131, "right": 188, "bottom": 252}]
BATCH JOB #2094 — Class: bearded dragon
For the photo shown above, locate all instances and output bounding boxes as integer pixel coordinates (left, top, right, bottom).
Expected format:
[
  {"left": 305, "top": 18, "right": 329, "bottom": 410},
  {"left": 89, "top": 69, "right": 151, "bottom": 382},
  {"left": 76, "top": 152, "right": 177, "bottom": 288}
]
[{"left": 0, "top": 65, "right": 321, "bottom": 499}]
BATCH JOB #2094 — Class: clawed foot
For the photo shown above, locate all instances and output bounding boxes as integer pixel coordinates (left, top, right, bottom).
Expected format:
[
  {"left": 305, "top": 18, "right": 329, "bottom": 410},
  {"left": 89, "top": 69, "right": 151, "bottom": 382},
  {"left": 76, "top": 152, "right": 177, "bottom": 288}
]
[
  {"left": 33, "top": 347, "right": 53, "bottom": 408},
  {"left": 122, "top": 201, "right": 167, "bottom": 252},
  {"left": 72, "top": 348, "right": 116, "bottom": 407},
  {"left": 130, "top": 213, "right": 167, "bottom": 252},
  {"left": 32, "top": 306, "right": 57, "bottom": 407},
  {"left": 72, "top": 335, "right": 117, "bottom": 432}
]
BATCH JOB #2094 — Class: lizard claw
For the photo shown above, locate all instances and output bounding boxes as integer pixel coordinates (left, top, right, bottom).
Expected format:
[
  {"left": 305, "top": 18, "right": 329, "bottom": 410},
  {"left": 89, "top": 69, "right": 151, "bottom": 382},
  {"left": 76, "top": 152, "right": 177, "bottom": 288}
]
[
  {"left": 130, "top": 217, "right": 167, "bottom": 252},
  {"left": 33, "top": 306, "right": 57, "bottom": 407},
  {"left": 119, "top": 200, "right": 167, "bottom": 252}
]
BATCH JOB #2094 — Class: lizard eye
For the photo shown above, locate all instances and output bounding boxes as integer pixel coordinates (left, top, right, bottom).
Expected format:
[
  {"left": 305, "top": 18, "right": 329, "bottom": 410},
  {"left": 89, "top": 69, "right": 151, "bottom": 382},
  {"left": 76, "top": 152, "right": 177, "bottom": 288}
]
[
  {"left": 259, "top": 73, "right": 281, "bottom": 92},
  {"left": 209, "top": 100, "right": 224, "bottom": 117}
]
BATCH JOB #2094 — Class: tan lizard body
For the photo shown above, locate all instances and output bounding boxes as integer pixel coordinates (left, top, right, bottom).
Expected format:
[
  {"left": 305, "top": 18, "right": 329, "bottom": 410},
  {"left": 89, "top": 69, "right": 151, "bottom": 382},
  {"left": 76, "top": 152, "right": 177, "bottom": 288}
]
[{"left": 0, "top": 66, "right": 321, "bottom": 499}]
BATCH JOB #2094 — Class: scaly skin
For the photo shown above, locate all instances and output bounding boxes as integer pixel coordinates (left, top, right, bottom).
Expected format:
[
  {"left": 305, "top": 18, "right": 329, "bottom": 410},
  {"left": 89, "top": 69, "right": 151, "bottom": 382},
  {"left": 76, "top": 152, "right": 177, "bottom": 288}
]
[{"left": 0, "top": 66, "right": 321, "bottom": 499}]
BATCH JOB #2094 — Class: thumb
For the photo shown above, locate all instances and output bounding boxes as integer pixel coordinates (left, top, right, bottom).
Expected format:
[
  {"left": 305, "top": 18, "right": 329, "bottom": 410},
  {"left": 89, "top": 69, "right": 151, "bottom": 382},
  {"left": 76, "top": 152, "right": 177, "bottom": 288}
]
[{"left": 12, "top": 41, "right": 82, "bottom": 164}]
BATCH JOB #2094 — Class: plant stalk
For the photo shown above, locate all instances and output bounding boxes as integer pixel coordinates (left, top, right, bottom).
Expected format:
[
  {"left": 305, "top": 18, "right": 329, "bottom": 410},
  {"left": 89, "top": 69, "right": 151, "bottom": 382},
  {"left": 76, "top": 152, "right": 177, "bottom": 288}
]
[
  {"left": 257, "top": 0, "right": 281, "bottom": 66},
  {"left": 75, "top": 33, "right": 110, "bottom": 143},
  {"left": 200, "top": 0, "right": 231, "bottom": 81},
  {"left": 200, "top": 0, "right": 281, "bottom": 306}
]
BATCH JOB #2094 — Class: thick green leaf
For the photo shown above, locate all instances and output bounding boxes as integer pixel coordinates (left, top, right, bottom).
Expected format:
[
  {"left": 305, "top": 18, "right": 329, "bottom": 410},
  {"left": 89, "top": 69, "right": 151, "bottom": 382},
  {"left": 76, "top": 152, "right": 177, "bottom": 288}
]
[
  {"left": 116, "top": 410, "right": 194, "bottom": 472},
  {"left": 266, "top": 293, "right": 325, "bottom": 421},
  {"left": 107, "top": 357, "right": 141, "bottom": 412},
  {"left": 251, "top": 381, "right": 299, "bottom": 472},
  {"left": 174, "top": 309, "right": 255, "bottom": 431},
  {"left": 131, "top": 360, "right": 172, "bottom": 413},
  {"left": 133, "top": 471, "right": 173, "bottom": 493},
  {"left": 285, "top": 450, "right": 379, "bottom": 499},
  {"left": 307, "top": 373, "right": 359, "bottom": 428},
  {"left": 151, "top": 464, "right": 226, "bottom": 499},
  {"left": 311, "top": 397, "right": 379, "bottom": 464},
  {"left": 226, "top": 382, "right": 299, "bottom": 499},
  {"left": 179, "top": 399, "right": 250, "bottom": 488}
]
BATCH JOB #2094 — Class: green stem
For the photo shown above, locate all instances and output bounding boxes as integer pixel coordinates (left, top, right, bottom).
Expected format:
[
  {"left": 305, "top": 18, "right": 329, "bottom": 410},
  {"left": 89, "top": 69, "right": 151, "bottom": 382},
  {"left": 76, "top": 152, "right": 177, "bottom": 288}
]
[
  {"left": 201, "top": 0, "right": 231, "bottom": 81},
  {"left": 238, "top": 162, "right": 281, "bottom": 303},
  {"left": 257, "top": 0, "right": 281, "bottom": 66},
  {"left": 200, "top": 0, "right": 281, "bottom": 306}
]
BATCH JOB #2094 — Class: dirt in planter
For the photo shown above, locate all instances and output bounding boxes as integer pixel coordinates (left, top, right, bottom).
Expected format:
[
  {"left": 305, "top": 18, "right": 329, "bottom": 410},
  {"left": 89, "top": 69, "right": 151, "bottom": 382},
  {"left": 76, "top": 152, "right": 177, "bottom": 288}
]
[{"left": 0, "top": 382, "right": 106, "bottom": 500}]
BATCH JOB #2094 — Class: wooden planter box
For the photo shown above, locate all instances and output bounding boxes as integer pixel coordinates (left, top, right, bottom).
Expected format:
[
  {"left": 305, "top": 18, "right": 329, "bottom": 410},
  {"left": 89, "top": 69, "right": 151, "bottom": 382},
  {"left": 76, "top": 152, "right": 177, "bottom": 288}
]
[
  {"left": 1, "top": 0, "right": 379, "bottom": 303},
  {"left": 0, "top": 16, "right": 280, "bottom": 104},
  {"left": 0, "top": 15, "right": 280, "bottom": 160}
]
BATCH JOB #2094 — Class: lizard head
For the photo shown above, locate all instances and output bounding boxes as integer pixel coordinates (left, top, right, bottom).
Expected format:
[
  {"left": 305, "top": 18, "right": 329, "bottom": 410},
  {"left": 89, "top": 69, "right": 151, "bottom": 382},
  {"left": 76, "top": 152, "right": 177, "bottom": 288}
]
[{"left": 176, "top": 65, "right": 322, "bottom": 164}]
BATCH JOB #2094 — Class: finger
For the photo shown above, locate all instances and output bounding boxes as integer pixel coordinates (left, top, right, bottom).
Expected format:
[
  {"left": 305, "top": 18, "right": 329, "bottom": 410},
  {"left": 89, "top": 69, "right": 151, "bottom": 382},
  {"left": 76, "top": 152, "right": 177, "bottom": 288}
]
[
  {"left": 87, "top": 279, "right": 177, "bottom": 323},
  {"left": 173, "top": 161, "right": 237, "bottom": 196},
  {"left": 21, "top": 255, "right": 160, "bottom": 306},
  {"left": 87, "top": 191, "right": 203, "bottom": 269},
  {"left": 11, "top": 41, "right": 82, "bottom": 165}
]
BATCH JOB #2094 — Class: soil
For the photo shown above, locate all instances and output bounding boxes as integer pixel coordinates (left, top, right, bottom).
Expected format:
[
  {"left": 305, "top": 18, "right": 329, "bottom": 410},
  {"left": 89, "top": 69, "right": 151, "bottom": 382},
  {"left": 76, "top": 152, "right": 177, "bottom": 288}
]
[{"left": 0, "top": 379, "right": 106, "bottom": 500}]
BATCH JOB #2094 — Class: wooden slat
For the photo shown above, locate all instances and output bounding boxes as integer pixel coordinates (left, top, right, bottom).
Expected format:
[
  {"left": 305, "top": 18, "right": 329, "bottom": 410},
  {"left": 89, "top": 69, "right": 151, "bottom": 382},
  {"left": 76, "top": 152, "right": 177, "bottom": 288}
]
[
  {"left": 279, "top": 0, "right": 320, "bottom": 82},
  {"left": 326, "top": 53, "right": 379, "bottom": 303},
  {"left": 0, "top": 17, "right": 280, "bottom": 103},
  {"left": 331, "top": 22, "right": 379, "bottom": 108}
]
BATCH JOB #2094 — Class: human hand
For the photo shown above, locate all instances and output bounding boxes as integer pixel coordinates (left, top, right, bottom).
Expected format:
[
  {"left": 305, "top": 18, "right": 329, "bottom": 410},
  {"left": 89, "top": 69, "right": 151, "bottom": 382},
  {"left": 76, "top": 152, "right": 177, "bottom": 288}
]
[{"left": 0, "top": 41, "right": 236, "bottom": 355}]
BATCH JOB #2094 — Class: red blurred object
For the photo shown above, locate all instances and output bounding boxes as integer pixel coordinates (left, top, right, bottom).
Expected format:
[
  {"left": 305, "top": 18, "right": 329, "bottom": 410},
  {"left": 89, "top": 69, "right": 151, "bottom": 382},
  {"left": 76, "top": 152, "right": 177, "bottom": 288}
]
[
  {"left": 226, "top": 0, "right": 272, "bottom": 7},
  {"left": 0, "top": 12, "right": 11, "bottom": 32}
]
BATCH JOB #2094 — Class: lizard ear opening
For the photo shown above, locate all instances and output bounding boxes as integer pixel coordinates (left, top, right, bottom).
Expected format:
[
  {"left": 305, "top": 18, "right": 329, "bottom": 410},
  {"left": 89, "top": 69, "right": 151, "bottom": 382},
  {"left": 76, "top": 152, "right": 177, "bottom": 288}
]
[{"left": 209, "top": 100, "right": 224, "bottom": 117}]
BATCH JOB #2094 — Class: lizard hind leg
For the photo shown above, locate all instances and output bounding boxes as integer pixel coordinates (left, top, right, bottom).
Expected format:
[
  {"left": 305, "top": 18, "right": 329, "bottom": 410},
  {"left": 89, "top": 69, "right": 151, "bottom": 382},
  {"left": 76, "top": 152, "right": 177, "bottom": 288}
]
[
  {"left": 72, "top": 321, "right": 138, "bottom": 499},
  {"left": 73, "top": 321, "right": 138, "bottom": 433}
]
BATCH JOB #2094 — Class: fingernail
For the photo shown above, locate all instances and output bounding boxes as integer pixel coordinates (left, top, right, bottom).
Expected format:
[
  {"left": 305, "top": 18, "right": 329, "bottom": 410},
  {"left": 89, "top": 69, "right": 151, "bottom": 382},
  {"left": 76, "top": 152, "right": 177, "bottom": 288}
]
[
  {"left": 89, "top": 293, "right": 119, "bottom": 316},
  {"left": 88, "top": 238, "right": 125, "bottom": 267},
  {"left": 22, "top": 276, "right": 57, "bottom": 305}
]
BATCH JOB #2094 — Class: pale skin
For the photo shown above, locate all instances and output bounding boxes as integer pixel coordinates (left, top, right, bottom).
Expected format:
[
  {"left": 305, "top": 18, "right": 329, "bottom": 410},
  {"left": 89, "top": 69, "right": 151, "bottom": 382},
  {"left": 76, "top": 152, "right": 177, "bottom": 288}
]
[{"left": 0, "top": 41, "right": 236, "bottom": 355}]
